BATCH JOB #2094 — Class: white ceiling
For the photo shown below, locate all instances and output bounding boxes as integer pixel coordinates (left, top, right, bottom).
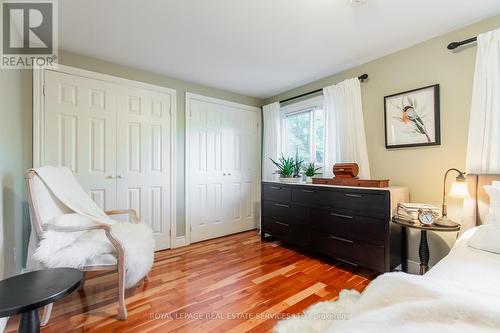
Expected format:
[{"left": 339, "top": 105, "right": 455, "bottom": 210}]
[{"left": 59, "top": 0, "right": 500, "bottom": 99}]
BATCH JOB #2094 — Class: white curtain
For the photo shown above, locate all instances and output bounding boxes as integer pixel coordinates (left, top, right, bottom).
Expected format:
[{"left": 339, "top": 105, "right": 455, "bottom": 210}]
[
  {"left": 262, "top": 102, "right": 281, "bottom": 180},
  {"left": 466, "top": 28, "right": 500, "bottom": 174},
  {"left": 323, "top": 78, "right": 371, "bottom": 178}
]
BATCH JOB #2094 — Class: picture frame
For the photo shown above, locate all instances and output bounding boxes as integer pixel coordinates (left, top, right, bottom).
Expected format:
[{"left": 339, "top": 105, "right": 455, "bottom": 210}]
[{"left": 384, "top": 84, "right": 440, "bottom": 149}]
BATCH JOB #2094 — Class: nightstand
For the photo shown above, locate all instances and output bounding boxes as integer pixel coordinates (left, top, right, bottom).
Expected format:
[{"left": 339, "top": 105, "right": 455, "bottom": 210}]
[{"left": 392, "top": 218, "right": 461, "bottom": 275}]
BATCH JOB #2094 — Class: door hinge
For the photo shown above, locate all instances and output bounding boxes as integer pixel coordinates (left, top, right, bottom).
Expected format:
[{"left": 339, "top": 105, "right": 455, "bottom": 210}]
[{"left": 42, "top": 85, "right": 45, "bottom": 96}]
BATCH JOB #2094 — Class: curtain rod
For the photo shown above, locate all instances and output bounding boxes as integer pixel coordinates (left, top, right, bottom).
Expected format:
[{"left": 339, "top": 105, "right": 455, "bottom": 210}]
[
  {"left": 447, "top": 36, "right": 477, "bottom": 50},
  {"left": 279, "top": 73, "right": 368, "bottom": 104}
]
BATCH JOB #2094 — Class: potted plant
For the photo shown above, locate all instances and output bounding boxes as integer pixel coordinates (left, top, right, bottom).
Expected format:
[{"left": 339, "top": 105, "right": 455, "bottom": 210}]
[
  {"left": 270, "top": 154, "right": 304, "bottom": 183},
  {"left": 292, "top": 151, "right": 304, "bottom": 179},
  {"left": 303, "top": 162, "right": 321, "bottom": 183}
]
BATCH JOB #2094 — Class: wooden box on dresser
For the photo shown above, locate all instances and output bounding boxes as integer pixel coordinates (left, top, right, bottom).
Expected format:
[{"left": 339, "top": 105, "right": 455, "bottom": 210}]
[{"left": 261, "top": 181, "right": 409, "bottom": 273}]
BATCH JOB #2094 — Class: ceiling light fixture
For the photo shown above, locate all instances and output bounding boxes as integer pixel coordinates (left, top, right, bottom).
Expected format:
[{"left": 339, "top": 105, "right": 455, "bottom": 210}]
[{"left": 350, "top": 0, "right": 367, "bottom": 6}]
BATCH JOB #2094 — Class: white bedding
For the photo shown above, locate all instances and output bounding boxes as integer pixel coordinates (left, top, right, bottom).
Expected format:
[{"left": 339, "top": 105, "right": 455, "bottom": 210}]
[
  {"left": 426, "top": 227, "right": 500, "bottom": 294},
  {"left": 275, "top": 227, "right": 500, "bottom": 333}
]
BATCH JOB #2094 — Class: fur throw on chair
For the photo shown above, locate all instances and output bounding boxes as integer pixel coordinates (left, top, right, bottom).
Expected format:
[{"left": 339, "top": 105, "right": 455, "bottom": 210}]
[{"left": 35, "top": 213, "right": 154, "bottom": 288}]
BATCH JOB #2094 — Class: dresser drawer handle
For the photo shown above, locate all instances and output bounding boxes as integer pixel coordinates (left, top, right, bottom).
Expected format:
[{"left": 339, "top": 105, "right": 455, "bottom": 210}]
[
  {"left": 329, "top": 235, "right": 354, "bottom": 244},
  {"left": 345, "top": 193, "right": 363, "bottom": 198},
  {"left": 334, "top": 257, "right": 359, "bottom": 267},
  {"left": 301, "top": 189, "right": 315, "bottom": 193},
  {"left": 270, "top": 186, "right": 281, "bottom": 190},
  {"left": 274, "top": 203, "right": 290, "bottom": 208},
  {"left": 275, "top": 221, "right": 290, "bottom": 227},
  {"left": 330, "top": 212, "right": 353, "bottom": 219}
]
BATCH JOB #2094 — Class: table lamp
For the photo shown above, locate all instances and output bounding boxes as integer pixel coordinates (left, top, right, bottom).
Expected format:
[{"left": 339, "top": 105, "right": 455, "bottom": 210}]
[{"left": 435, "top": 168, "right": 470, "bottom": 227}]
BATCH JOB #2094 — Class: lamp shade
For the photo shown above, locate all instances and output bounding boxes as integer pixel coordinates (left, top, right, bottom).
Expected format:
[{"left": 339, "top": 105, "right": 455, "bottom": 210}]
[{"left": 449, "top": 180, "right": 470, "bottom": 198}]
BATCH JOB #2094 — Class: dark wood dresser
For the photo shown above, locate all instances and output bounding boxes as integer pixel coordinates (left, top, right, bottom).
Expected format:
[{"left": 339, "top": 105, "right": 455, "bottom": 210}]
[{"left": 261, "top": 181, "right": 408, "bottom": 272}]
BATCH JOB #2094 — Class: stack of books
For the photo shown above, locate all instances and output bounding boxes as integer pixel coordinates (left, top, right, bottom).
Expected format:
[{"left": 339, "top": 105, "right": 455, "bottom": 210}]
[{"left": 397, "top": 203, "right": 440, "bottom": 222}]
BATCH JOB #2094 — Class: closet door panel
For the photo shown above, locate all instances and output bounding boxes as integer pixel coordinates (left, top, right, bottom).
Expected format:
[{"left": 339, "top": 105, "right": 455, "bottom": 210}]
[
  {"left": 188, "top": 96, "right": 261, "bottom": 243},
  {"left": 223, "top": 108, "right": 260, "bottom": 231},
  {"left": 116, "top": 87, "right": 172, "bottom": 250},
  {"left": 44, "top": 70, "right": 117, "bottom": 211},
  {"left": 189, "top": 100, "right": 227, "bottom": 242},
  {"left": 41, "top": 68, "right": 175, "bottom": 251}
]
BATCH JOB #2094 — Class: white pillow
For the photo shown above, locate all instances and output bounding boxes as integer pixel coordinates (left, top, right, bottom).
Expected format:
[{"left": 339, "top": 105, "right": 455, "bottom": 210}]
[
  {"left": 468, "top": 184, "right": 500, "bottom": 254},
  {"left": 484, "top": 185, "right": 500, "bottom": 224},
  {"left": 468, "top": 224, "right": 500, "bottom": 254}
]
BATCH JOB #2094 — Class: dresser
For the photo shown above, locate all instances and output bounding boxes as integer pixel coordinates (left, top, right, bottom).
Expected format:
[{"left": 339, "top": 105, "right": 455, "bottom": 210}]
[{"left": 261, "top": 181, "right": 409, "bottom": 272}]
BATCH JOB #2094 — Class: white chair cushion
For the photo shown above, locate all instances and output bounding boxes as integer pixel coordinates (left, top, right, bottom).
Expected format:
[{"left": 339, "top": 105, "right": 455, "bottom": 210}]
[{"left": 84, "top": 253, "right": 117, "bottom": 267}]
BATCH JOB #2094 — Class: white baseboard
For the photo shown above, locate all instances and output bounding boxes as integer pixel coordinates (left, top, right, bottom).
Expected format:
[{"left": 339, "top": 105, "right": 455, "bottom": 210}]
[
  {"left": 0, "top": 317, "right": 8, "bottom": 333},
  {"left": 172, "top": 235, "right": 189, "bottom": 248}
]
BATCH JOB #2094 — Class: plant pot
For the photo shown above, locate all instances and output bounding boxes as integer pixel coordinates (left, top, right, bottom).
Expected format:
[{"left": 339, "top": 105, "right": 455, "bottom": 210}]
[
  {"left": 279, "top": 177, "right": 303, "bottom": 184},
  {"left": 306, "top": 176, "right": 313, "bottom": 183}
]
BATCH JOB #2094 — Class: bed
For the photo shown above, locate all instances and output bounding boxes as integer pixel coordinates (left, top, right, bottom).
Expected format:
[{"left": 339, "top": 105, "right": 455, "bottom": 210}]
[
  {"left": 275, "top": 174, "right": 500, "bottom": 333},
  {"left": 426, "top": 174, "right": 500, "bottom": 291}
]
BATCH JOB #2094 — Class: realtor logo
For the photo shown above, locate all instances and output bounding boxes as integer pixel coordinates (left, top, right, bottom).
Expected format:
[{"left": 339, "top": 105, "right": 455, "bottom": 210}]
[{"left": 1, "top": 0, "right": 58, "bottom": 69}]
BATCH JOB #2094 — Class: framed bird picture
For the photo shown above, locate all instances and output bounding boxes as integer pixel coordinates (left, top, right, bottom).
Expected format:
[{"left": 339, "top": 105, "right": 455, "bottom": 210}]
[{"left": 384, "top": 84, "right": 440, "bottom": 149}]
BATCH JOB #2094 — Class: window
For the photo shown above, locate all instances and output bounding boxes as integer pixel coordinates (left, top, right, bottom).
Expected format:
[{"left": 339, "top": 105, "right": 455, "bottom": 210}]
[{"left": 282, "top": 96, "right": 324, "bottom": 166}]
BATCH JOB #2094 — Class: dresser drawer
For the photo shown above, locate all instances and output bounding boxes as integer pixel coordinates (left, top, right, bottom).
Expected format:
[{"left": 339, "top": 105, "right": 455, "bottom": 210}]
[
  {"left": 310, "top": 208, "right": 386, "bottom": 244},
  {"left": 331, "top": 191, "right": 387, "bottom": 216},
  {"left": 291, "top": 188, "right": 334, "bottom": 206},
  {"left": 262, "top": 200, "right": 308, "bottom": 225},
  {"left": 261, "top": 181, "right": 402, "bottom": 273},
  {"left": 309, "top": 230, "right": 385, "bottom": 272},
  {"left": 262, "top": 217, "right": 308, "bottom": 246},
  {"left": 262, "top": 184, "right": 292, "bottom": 202}
]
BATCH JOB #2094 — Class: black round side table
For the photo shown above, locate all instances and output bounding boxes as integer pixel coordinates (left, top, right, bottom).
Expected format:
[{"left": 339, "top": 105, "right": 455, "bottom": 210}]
[
  {"left": 0, "top": 268, "right": 83, "bottom": 333},
  {"left": 392, "top": 218, "right": 460, "bottom": 275}
]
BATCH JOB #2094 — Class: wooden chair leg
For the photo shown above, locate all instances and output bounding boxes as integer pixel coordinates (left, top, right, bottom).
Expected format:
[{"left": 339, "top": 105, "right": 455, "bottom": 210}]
[
  {"left": 78, "top": 273, "right": 86, "bottom": 292},
  {"left": 104, "top": 229, "right": 128, "bottom": 320},
  {"left": 40, "top": 303, "right": 53, "bottom": 326},
  {"left": 118, "top": 260, "right": 127, "bottom": 320}
]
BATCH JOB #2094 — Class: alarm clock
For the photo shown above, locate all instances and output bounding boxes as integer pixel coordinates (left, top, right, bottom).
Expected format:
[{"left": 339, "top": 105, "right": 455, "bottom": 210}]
[{"left": 417, "top": 207, "right": 436, "bottom": 225}]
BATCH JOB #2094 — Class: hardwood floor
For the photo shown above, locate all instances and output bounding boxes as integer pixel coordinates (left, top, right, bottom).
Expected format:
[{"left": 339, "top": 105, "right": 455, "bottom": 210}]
[{"left": 6, "top": 231, "right": 377, "bottom": 333}]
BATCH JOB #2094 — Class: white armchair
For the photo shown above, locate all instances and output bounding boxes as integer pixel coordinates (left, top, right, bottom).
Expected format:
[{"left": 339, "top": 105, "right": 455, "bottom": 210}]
[{"left": 24, "top": 169, "right": 145, "bottom": 322}]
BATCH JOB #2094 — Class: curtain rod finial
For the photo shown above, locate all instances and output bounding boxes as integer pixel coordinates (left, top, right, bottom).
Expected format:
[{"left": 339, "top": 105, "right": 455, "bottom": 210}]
[{"left": 447, "top": 36, "right": 477, "bottom": 51}]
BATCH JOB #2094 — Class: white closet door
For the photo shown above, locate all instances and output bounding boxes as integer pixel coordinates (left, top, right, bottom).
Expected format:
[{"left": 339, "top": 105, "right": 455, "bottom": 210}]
[
  {"left": 224, "top": 106, "right": 261, "bottom": 236},
  {"left": 44, "top": 70, "right": 118, "bottom": 211},
  {"left": 116, "top": 87, "right": 172, "bottom": 250},
  {"left": 188, "top": 95, "right": 261, "bottom": 243},
  {"left": 41, "top": 67, "right": 175, "bottom": 251}
]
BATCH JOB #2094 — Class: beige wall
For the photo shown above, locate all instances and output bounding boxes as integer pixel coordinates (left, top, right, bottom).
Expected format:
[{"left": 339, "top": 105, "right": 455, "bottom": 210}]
[{"left": 264, "top": 15, "right": 500, "bottom": 266}]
